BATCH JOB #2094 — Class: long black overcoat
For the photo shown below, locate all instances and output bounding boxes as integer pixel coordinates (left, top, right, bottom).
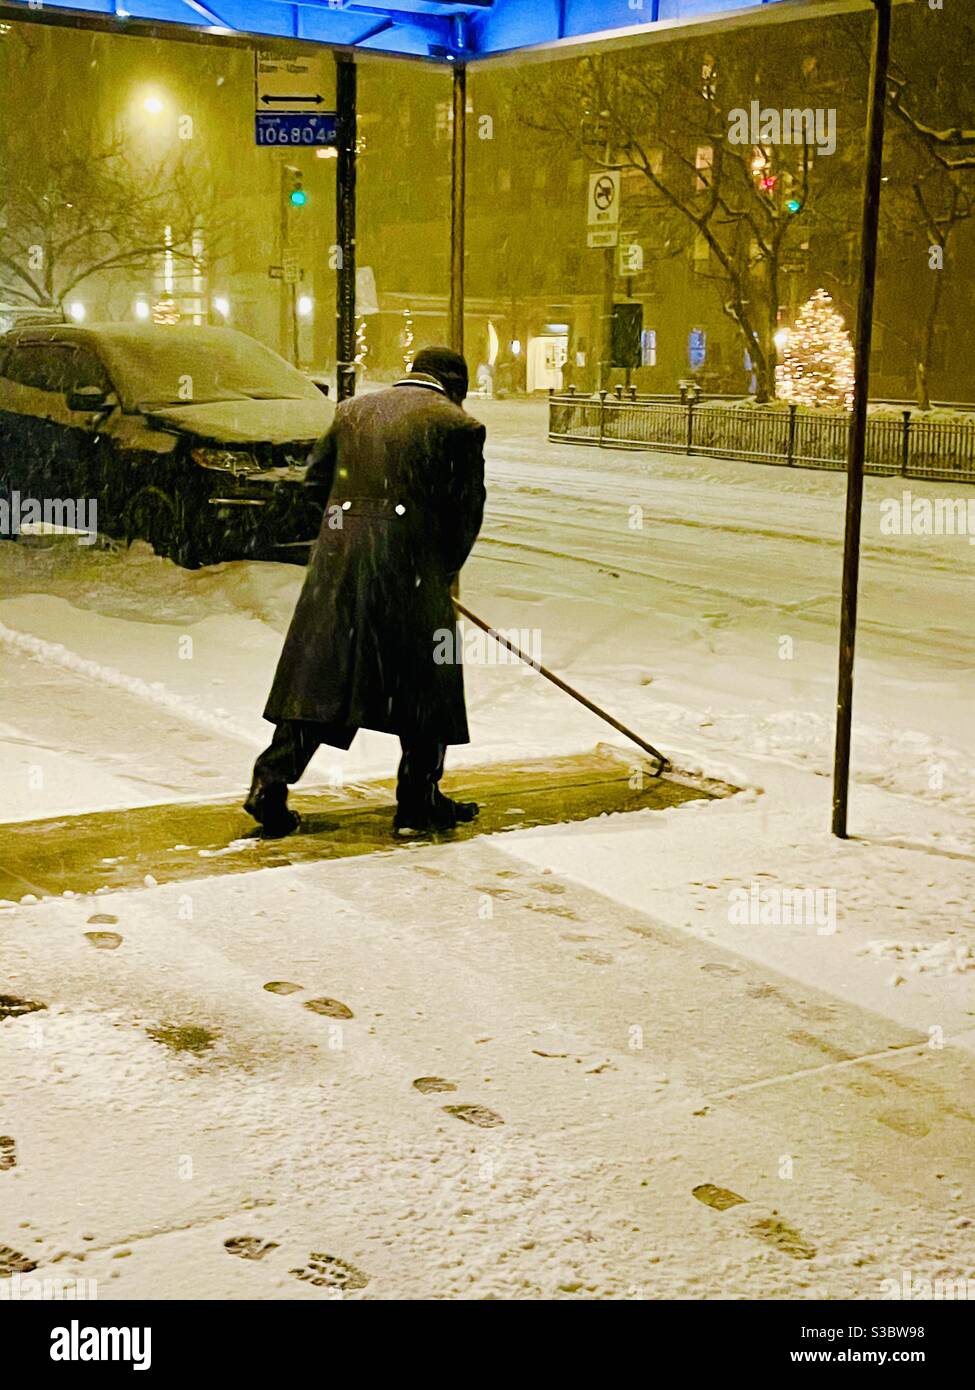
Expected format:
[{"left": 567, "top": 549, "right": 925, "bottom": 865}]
[{"left": 263, "top": 376, "right": 486, "bottom": 745}]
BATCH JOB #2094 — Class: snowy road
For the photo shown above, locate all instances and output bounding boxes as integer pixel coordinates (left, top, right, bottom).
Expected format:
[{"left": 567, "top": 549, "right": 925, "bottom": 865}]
[{"left": 2, "top": 399, "right": 974, "bottom": 1299}]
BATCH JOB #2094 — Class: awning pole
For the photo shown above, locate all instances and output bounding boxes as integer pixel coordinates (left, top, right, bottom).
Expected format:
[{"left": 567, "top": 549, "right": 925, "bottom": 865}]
[
  {"left": 831, "top": 0, "right": 892, "bottom": 838},
  {"left": 335, "top": 53, "right": 357, "bottom": 401},
  {"left": 449, "top": 62, "right": 467, "bottom": 355}
]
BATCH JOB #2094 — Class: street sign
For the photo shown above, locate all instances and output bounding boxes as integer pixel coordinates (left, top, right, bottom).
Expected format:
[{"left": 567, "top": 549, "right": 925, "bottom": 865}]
[
  {"left": 587, "top": 171, "right": 620, "bottom": 227},
  {"left": 587, "top": 227, "right": 618, "bottom": 249},
  {"left": 282, "top": 250, "right": 300, "bottom": 285},
  {"left": 255, "top": 51, "right": 337, "bottom": 146},
  {"left": 256, "top": 113, "right": 338, "bottom": 147}
]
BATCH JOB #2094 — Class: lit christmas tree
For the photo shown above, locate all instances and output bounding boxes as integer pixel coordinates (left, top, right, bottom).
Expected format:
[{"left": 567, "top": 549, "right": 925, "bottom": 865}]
[{"left": 776, "top": 289, "right": 855, "bottom": 410}]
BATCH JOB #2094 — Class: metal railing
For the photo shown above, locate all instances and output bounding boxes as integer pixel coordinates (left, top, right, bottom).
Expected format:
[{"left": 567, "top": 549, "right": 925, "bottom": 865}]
[{"left": 548, "top": 386, "right": 975, "bottom": 482}]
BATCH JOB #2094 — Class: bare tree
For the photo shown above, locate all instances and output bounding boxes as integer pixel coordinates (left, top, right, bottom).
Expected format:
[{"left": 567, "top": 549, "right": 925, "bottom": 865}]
[
  {"left": 845, "top": 7, "right": 975, "bottom": 404},
  {"left": 516, "top": 31, "right": 862, "bottom": 400},
  {"left": 0, "top": 133, "right": 229, "bottom": 313}
]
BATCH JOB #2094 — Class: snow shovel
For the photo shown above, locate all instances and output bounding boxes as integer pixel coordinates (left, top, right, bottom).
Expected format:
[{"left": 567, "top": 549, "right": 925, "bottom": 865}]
[{"left": 452, "top": 599, "right": 669, "bottom": 776}]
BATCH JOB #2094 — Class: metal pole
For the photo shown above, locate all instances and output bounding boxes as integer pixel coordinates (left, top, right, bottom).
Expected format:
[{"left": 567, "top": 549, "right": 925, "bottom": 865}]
[
  {"left": 449, "top": 62, "right": 467, "bottom": 355},
  {"left": 598, "top": 244, "right": 615, "bottom": 392},
  {"left": 278, "top": 161, "right": 290, "bottom": 362},
  {"left": 831, "top": 0, "right": 892, "bottom": 838},
  {"left": 335, "top": 54, "right": 357, "bottom": 401}
]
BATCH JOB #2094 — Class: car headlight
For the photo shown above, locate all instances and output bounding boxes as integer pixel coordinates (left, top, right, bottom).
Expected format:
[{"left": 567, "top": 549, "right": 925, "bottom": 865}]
[{"left": 192, "top": 447, "right": 262, "bottom": 476}]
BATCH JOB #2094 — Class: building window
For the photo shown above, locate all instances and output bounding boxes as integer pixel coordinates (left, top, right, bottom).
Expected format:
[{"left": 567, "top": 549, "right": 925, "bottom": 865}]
[
  {"left": 689, "top": 329, "right": 707, "bottom": 369},
  {"left": 695, "top": 145, "right": 713, "bottom": 191},
  {"left": 434, "top": 100, "right": 452, "bottom": 142},
  {"left": 701, "top": 58, "right": 717, "bottom": 100}
]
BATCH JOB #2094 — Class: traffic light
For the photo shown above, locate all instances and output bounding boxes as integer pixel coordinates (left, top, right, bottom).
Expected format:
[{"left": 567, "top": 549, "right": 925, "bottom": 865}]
[
  {"left": 287, "top": 168, "right": 307, "bottom": 207},
  {"left": 786, "top": 197, "right": 803, "bottom": 214}
]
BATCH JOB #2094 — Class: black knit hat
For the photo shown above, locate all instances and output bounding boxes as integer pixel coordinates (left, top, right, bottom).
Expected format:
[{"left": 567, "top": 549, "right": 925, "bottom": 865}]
[{"left": 411, "top": 346, "right": 469, "bottom": 399}]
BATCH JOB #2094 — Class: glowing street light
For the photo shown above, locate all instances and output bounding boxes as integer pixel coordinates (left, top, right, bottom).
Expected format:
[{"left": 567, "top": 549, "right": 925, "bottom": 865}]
[
  {"left": 297, "top": 295, "right": 314, "bottom": 319},
  {"left": 67, "top": 302, "right": 86, "bottom": 322},
  {"left": 143, "top": 94, "right": 165, "bottom": 115},
  {"left": 212, "top": 296, "right": 231, "bottom": 319},
  {"left": 133, "top": 299, "right": 150, "bottom": 321}
]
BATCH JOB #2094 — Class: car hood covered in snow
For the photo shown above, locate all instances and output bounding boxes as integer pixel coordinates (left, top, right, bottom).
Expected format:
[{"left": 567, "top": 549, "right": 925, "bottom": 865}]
[{"left": 144, "top": 396, "right": 334, "bottom": 446}]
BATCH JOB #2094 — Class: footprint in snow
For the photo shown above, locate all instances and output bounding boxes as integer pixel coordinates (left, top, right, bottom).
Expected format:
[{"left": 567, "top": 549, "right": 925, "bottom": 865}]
[
  {"left": 0, "top": 1136, "right": 16, "bottom": 1171},
  {"left": 412, "top": 1076, "right": 457, "bottom": 1094},
  {"left": 748, "top": 1215, "right": 817, "bottom": 1261},
  {"left": 575, "top": 948, "right": 614, "bottom": 965},
  {"left": 525, "top": 903, "right": 580, "bottom": 921},
  {"left": 290, "top": 1252, "right": 369, "bottom": 1291},
  {"left": 443, "top": 1103, "right": 504, "bottom": 1129},
  {"left": 304, "top": 997, "right": 354, "bottom": 1020},
  {"left": 692, "top": 1185, "right": 816, "bottom": 1259},
  {"left": 87, "top": 913, "right": 119, "bottom": 925},
  {"left": 692, "top": 1183, "right": 748, "bottom": 1211},
  {"left": 263, "top": 981, "right": 304, "bottom": 995},
  {"left": 0, "top": 1245, "right": 36, "bottom": 1276},
  {"left": 224, "top": 1235, "right": 279, "bottom": 1261},
  {"left": 0, "top": 994, "right": 46, "bottom": 1020},
  {"left": 146, "top": 1024, "right": 217, "bottom": 1055},
  {"left": 84, "top": 932, "right": 123, "bottom": 950}
]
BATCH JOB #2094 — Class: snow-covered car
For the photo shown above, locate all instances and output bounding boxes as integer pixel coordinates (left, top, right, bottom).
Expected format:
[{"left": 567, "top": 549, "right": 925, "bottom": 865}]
[{"left": 0, "top": 323, "right": 334, "bottom": 566}]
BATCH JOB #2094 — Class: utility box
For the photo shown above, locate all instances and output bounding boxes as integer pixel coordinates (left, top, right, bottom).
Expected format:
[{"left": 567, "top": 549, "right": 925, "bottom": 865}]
[{"left": 611, "top": 302, "right": 643, "bottom": 370}]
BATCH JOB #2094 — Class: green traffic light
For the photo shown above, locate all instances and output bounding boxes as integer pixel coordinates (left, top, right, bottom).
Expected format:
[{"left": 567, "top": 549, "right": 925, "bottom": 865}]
[
  {"left": 290, "top": 188, "right": 307, "bottom": 207},
  {"left": 786, "top": 197, "right": 802, "bottom": 214}
]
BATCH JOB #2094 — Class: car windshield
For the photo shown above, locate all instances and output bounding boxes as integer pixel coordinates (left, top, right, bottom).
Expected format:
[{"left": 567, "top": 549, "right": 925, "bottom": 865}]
[{"left": 94, "top": 328, "right": 323, "bottom": 412}]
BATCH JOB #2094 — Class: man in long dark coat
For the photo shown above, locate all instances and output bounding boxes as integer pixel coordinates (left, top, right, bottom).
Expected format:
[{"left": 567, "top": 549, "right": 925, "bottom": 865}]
[{"left": 245, "top": 347, "right": 486, "bottom": 837}]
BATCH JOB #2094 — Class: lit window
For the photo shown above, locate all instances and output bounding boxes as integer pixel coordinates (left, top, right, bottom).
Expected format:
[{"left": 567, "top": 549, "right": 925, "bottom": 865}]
[{"left": 695, "top": 146, "right": 713, "bottom": 191}]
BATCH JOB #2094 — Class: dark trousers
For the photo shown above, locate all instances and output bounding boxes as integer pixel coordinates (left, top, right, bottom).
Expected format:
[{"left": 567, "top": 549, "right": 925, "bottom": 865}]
[{"left": 253, "top": 720, "right": 446, "bottom": 813}]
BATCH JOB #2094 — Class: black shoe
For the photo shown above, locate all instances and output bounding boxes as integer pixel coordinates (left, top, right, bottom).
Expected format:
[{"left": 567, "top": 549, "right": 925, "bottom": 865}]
[
  {"left": 393, "top": 793, "right": 480, "bottom": 834},
  {"left": 244, "top": 779, "right": 301, "bottom": 838}
]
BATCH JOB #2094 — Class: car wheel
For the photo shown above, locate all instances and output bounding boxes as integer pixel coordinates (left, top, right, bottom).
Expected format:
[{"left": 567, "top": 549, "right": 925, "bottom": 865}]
[{"left": 123, "top": 485, "right": 183, "bottom": 562}]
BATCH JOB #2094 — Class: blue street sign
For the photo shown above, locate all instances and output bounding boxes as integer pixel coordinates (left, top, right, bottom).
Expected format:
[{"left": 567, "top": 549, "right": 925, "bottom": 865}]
[{"left": 255, "top": 112, "right": 338, "bottom": 147}]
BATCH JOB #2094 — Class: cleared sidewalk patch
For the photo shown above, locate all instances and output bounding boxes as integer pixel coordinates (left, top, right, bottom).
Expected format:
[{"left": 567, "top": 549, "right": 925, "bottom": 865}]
[{"left": 0, "top": 747, "right": 735, "bottom": 901}]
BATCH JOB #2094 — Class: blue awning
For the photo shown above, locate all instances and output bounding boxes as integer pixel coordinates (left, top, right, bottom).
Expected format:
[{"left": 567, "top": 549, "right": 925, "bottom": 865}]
[{"left": 0, "top": 0, "right": 811, "bottom": 60}]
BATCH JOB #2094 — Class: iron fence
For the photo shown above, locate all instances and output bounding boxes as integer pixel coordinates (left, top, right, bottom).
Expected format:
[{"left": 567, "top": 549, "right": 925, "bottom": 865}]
[{"left": 548, "top": 388, "right": 975, "bottom": 483}]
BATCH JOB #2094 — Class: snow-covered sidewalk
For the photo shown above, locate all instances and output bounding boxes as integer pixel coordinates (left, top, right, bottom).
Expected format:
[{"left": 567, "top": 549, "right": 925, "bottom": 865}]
[{"left": 2, "top": 399, "right": 974, "bottom": 1298}]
